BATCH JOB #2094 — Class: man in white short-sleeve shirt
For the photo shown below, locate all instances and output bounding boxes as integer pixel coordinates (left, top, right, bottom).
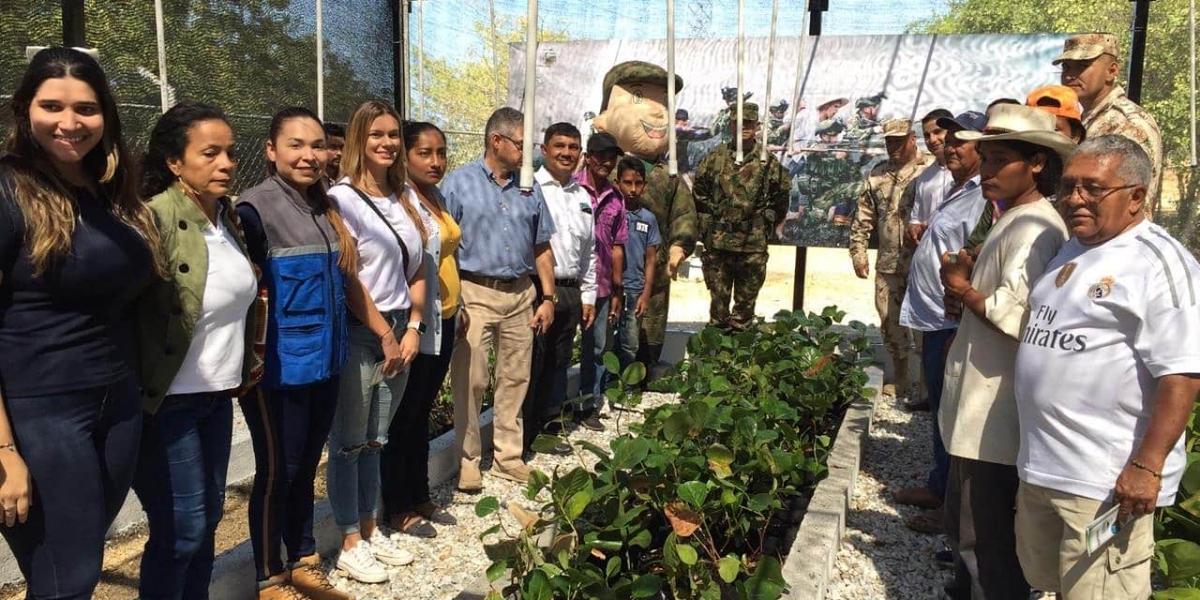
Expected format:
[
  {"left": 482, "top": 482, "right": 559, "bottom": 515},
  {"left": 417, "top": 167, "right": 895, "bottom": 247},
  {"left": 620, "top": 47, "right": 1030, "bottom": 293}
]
[{"left": 1014, "top": 135, "right": 1200, "bottom": 599}]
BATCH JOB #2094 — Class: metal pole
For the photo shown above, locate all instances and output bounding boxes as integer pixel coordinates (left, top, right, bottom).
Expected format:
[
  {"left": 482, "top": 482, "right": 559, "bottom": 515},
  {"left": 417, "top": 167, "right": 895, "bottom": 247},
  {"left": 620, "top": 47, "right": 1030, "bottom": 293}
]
[
  {"left": 788, "top": 1, "right": 810, "bottom": 145},
  {"left": 735, "top": 0, "right": 745, "bottom": 164},
  {"left": 489, "top": 0, "right": 501, "bottom": 106},
  {"left": 1191, "top": 0, "right": 1197, "bottom": 167},
  {"left": 667, "top": 0, "right": 677, "bottom": 176},
  {"left": 1127, "top": 0, "right": 1153, "bottom": 102},
  {"left": 393, "top": 1, "right": 407, "bottom": 117},
  {"left": 793, "top": 0, "right": 828, "bottom": 313},
  {"left": 153, "top": 0, "right": 169, "bottom": 113},
  {"left": 61, "top": 0, "right": 85, "bottom": 47},
  {"left": 418, "top": 0, "right": 426, "bottom": 120},
  {"left": 519, "top": 0, "right": 538, "bottom": 191},
  {"left": 761, "top": 0, "right": 779, "bottom": 161},
  {"left": 316, "top": 0, "right": 324, "bottom": 121}
]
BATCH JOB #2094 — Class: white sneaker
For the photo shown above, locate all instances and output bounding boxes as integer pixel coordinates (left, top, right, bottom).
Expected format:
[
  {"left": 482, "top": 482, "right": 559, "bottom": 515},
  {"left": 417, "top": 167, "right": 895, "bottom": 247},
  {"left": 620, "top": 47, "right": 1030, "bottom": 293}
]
[
  {"left": 336, "top": 540, "right": 388, "bottom": 583},
  {"left": 368, "top": 530, "right": 414, "bottom": 566}
]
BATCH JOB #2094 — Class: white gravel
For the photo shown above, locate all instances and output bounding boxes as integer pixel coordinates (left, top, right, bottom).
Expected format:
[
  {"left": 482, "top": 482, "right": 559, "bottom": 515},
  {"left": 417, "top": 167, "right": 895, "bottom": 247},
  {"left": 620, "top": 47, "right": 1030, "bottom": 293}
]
[
  {"left": 827, "top": 389, "right": 953, "bottom": 600},
  {"left": 322, "top": 392, "right": 676, "bottom": 600}
]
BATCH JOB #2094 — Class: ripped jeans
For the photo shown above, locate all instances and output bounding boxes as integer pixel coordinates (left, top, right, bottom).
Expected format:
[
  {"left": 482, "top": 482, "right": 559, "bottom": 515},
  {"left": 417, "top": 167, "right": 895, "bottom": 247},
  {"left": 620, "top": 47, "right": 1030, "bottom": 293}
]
[{"left": 327, "top": 312, "right": 411, "bottom": 535}]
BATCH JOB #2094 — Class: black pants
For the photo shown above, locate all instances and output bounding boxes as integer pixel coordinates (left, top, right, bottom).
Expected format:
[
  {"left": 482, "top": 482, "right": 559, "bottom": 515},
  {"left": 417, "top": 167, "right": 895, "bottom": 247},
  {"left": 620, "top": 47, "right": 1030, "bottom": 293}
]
[
  {"left": 381, "top": 316, "right": 456, "bottom": 519},
  {"left": 944, "top": 456, "right": 1030, "bottom": 600},
  {"left": 523, "top": 283, "right": 582, "bottom": 449},
  {"left": 1, "top": 375, "right": 141, "bottom": 600},
  {"left": 239, "top": 378, "right": 339, "bottom": 581}
]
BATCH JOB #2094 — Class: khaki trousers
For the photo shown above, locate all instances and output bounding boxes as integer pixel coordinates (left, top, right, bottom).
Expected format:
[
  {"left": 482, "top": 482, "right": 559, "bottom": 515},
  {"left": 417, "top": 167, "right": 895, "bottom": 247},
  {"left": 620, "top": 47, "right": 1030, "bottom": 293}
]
[
  {"left": 451, "top": 278, "right": 535, "bottom": 473},
  {"left": 875, "top": 272, "right": 915, "bottom": 391},
  {"left": 1015, "top": 481, "right": 1155, "bottom": 600}
]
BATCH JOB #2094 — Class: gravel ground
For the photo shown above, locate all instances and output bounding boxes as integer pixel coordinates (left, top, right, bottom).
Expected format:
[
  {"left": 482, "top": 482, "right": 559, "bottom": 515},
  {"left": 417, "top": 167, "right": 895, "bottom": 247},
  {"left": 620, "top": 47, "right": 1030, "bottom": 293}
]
[
  {"left": 827, "top": 390, "right": 952, "bottom": 600},
  {"left": 325, "top": 392, "right": 677, "bottom": 600}
]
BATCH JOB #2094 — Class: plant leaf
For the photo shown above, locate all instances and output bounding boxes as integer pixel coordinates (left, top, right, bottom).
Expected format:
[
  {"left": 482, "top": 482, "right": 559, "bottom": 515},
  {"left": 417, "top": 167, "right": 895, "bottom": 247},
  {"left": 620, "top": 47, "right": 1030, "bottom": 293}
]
[
  {"left": 475, "top": 496, "right": 500, "bottom": 518},
  {"left": 664, "top": 501, "right": 702, "bottom": 538},
  {"left": 676, "top": 543, "right": 699, "bottom": 565},
  {"left": 707, "top": 444, "right": 735, "bottom": 479},
  {"left": 486, "top": 561, "right": 507, "bottom": 582},
  {"left": 677, "top": 480, "right": 708, "bottom": 508},
  {"left": 507, "top": 502, "right": 540, "bottom": 532},
  {"left": 631, "top": 574, "right": 663, "bottom": 598},
  {"left": 717, "top": 555, "right": 741, "bottom": 583}
]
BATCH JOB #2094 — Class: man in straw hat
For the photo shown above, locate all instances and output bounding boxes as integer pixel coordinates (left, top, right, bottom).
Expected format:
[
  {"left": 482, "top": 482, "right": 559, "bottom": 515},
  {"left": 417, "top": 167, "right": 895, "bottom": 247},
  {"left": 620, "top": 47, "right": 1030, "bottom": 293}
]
[
  {"left": 849, "top": 119, "right": 933, "bottom": 406},
  {"left": 936, "top": 104, "right": 1076, "bottom": 599},
  {"left": 1054, "top": 33, "right": 1162, "bottom": 218},
  {"left": 1013, "top": 135, "right": 1200, "bottom": 599}
]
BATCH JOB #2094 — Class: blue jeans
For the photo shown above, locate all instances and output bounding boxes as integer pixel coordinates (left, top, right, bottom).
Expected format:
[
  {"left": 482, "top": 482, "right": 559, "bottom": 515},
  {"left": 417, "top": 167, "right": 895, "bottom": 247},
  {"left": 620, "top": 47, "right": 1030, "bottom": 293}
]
[
  {"left": 614, "top": 289, "right": 643, "bottom": 371},
  {"left": 923, "top": 327, "right": 955, "bottom": 498},
  {"left": 0, "top": 375, "right": 142, "bottom": 600},
  {"left": 328, "top": 315, "right": 409, "bottom": 534},
  {"left": 239, "top": 378, "right": 339, "bottom": 581},
  {"left": 133, "top": 392, "right": 233, "bottom": 600},
  {"left": 579, "top": 295, "right": 613, "bottom": 411}
]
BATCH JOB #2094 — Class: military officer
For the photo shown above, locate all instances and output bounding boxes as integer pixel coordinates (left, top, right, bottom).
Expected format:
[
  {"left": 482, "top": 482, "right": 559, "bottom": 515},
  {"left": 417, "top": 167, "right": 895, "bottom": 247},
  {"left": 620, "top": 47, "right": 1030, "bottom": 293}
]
[
  {"left": 849, "top": 119, "right": 933, "bottom": 401},
  {"left": 713, "top": 87, "right": 753, "bottom": 144},
  {"left": 845, "top": 92, "right": 886, "bottom": 144},
  {"left": 782, "top": 119, "right": 862, "bottom": 246},
  {"left": 693, "top": 102, "right": 790, "bottom": 331},
  {"left": 766, "top": 100, "right": 792, "bottom": 154}
]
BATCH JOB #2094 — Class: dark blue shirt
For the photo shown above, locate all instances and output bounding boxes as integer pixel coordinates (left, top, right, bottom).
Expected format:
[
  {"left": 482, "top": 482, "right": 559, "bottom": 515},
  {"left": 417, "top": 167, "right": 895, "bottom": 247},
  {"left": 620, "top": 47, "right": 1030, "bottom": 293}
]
[
  {"left": 441, "top": 158, "right": 555, "bottom": 279},
  {"left": 622, "top": 207, "right": 661, "bottom": 292},
  {"left": 0, "top": 169, "right": 155, "bottom": 397}
]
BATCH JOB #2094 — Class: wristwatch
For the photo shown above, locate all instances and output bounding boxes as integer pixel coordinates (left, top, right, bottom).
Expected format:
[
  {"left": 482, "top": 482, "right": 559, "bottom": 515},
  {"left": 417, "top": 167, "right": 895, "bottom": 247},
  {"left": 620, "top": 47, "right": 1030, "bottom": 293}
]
[
  {"left": 406, "top": 321, "right": 427, "bottom": 335},
  {"left": 543, "top": 294, "right": 558, "bottom": 305}
]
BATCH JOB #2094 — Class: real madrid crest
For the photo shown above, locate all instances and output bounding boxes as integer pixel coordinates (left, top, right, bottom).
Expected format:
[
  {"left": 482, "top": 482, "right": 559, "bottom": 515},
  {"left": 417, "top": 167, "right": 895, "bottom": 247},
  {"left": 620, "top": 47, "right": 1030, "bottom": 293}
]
[
  {"left": 1055, "top": 262, "right": 1077, "bottom": 288},
  {"left": 1087, "top": 276, "right": 1116, "bottom": 301}
]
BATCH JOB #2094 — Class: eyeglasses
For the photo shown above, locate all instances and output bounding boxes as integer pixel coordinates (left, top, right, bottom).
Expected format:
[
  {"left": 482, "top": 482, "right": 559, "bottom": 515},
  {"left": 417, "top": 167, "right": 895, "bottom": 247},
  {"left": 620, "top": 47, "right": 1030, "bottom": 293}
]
[
  {"left": 1057, "top": 181, "right": 1139, "bottom": 203},
  {"left": 496, "top": 133, "right": 524, "bottom": 148}
]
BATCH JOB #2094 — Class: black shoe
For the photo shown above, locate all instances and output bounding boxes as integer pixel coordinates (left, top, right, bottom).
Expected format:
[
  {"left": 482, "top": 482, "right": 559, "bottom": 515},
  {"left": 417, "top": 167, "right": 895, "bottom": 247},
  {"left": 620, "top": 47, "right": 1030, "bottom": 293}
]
[
  {"left": 904, "top": 398, "right": 931, "bottom": 412},
  {"left": 574, "top": 411, "right": 606, "bottom": 432},
  {"left": 935, "top": 549, "right": 954, "bottom": 569}
]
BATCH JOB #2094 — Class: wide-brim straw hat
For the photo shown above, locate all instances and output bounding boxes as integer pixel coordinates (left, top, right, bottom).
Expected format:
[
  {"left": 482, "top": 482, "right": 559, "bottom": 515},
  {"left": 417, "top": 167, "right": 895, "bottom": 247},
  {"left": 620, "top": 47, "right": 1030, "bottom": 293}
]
[{"left": 955, "top": 104, "right": 1076, "bottom": 159}]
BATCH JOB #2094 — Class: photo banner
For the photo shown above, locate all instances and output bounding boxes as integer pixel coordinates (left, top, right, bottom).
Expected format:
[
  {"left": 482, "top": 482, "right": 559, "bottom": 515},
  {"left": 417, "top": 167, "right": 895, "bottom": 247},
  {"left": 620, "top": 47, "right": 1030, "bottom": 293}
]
[{"left": 508, "top": 33, "right": 1069, "bottom": 248}]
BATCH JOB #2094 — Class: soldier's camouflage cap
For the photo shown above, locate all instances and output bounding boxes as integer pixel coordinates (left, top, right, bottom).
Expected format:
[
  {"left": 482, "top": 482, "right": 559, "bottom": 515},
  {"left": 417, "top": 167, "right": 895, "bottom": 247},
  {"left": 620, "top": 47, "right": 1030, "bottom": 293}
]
[
  {"left": 882, "top": 118, "right": 913, "bottom": 138},
  {"left": 1053, "top": 33, "right": 1120, "bottom": 65},
  {"left": 770, "top": 99, "right": 789, "bottom": 112},
  {"left": 816, "top": 119, "right": 845, "bottom": 136},
  {"left": 727, "top": 103, "right": 759, "bottom": 122},
  {"left": 855, "top": 92, "right": 886, "bottom": 109},
  {"left": 722, "top": 87, "right": 752, "bottom": 102},
  {"left": 601, "top": 61, "right": 684, "bottom": 111}
]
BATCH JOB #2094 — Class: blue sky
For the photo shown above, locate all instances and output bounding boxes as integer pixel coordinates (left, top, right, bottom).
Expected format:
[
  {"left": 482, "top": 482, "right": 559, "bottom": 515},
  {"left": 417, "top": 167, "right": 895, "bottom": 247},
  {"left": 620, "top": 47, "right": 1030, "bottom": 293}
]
[{"left": 413, "top": 0, "right": 948, "bottom": 63}]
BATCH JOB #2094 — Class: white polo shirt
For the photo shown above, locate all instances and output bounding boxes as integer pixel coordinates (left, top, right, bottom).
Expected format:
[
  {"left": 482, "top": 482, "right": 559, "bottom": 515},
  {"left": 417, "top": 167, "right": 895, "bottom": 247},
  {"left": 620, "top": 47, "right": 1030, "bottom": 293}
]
[
  {"left": 907, "top": 162, "right": 954, "bottom": 224},
  {"left": 534, "top": 167, "right": 598, "bottom": 304},
  {"left": 329, "top": 180, "right": 423, "bottom": 313},
  {"left": 167, "top": 212, "right": 257, "bottom": 395},
  {"left": 1015, "top": 220, "right": 1200, "bottom": 506}
]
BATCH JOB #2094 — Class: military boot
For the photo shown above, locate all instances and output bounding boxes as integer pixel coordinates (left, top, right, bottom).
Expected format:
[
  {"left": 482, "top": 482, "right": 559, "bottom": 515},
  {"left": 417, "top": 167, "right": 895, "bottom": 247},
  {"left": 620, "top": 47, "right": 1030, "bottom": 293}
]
[
  {"left": 256, "top": 573, "right": 310, "bottom": 600},
  {"left": 289, "top": 554, "right": 354, "bottom": 600}
]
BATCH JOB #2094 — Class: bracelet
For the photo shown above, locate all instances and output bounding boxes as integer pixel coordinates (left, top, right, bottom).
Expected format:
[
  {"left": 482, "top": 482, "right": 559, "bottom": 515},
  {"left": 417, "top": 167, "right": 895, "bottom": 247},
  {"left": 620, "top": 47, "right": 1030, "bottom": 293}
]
[
  {"left": 1130, "top": 460, "right": 1162, "bottom": 479},
  {"left": 0, "top": 443, "right": 15, "bottom": 452}
]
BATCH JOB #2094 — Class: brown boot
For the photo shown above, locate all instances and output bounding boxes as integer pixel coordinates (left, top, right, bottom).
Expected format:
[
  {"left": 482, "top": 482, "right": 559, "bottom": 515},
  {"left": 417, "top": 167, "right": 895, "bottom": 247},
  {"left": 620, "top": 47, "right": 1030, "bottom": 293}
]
[
  {"left": 256, "top": 574, "right": 311, "bottom": 600},
  {"left": 458, "top": 461, "right": 483, "bottom": 493},
  {"left": 289, "top": 554, "right": 354, "bottom": 600}
]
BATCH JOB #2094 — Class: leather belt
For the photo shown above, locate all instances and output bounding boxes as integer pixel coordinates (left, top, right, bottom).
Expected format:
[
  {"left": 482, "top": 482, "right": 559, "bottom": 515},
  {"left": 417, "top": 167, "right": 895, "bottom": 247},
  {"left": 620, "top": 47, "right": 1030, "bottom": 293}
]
[
  {"left": 461, "top": 271, "right": 521, "bottom": 292},
  {"left": 554, "top": 278, "right": 580, "bottom": 288}
]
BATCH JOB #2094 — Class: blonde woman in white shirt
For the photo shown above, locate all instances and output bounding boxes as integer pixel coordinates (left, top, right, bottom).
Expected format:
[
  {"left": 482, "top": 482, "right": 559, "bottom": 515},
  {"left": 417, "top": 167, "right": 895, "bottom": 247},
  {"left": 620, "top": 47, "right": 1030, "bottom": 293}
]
[
  {"left": 326, "top": 100, "right": 427, "bottom": 584},
  {"left": 935, "top": 104, "right": 1076, "bottom": 599}
]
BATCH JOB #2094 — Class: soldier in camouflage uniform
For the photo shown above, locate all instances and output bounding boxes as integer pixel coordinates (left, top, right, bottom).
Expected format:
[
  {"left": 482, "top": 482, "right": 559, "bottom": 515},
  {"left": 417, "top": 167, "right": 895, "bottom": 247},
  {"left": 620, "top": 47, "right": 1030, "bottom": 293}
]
[
  {"left": 849, "top": 119, "right": 933, "bottom": 400},
  {"left": 1054, "top": 33, "right": 1164, "bottom": 218},
  {"left": 693, "top": 103, "right": 790, "bottom": 331},
  {"left": 765, "top": 100, "right": 791, "bottom": 154},
  {"left": 844, "top": 93, "right": 886, "bottom": 145},
  {"left": 713, "top": 87, "right": 753, "bottom": 144},
  {"left": 782, "top": 119, "right": 866, "bottom": 246},
  {"left": 591, "top": 61, "right": 698, "bottom": 369}
]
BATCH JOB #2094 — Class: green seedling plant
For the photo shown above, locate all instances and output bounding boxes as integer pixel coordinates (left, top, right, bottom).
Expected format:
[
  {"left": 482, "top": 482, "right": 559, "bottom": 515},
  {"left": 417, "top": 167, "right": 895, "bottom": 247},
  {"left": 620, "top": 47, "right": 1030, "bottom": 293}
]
[
  {"left": 1153, "top": 400, "right": 1200, "bottom": 598},
  {"left": 476, "top": 308, "right": 872, "bottom": 599}
]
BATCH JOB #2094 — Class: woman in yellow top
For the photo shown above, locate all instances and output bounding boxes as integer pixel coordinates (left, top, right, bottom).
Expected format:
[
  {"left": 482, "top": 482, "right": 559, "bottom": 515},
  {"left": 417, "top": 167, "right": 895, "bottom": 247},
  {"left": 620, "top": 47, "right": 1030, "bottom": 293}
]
[{"left": 381, "top": 121, "right": 467, "bottom": 537}]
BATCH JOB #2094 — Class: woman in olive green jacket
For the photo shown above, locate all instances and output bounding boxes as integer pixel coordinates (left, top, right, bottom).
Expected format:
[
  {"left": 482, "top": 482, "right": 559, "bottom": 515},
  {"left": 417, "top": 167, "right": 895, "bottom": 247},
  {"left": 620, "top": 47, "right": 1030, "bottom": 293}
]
[{"left": 133, "top": 103, "right": 262, "bottom": 600}]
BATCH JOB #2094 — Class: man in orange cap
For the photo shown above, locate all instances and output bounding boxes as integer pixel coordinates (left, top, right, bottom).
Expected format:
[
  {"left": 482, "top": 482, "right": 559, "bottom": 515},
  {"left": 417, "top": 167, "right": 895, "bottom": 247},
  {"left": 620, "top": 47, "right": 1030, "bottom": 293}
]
[{"left": 1026, "top": 85, "right": 1086, "bottom": 142}]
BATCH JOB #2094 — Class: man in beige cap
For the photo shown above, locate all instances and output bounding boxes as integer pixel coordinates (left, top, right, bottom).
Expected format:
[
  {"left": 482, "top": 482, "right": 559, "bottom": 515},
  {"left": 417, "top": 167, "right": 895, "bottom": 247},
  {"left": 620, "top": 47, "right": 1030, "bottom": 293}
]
[
  {"left": 849, "top": 119, "right": 933, "bottom": 404},
  {"left": 1055, "top": 32, "right": 1163, "bottom": 217}
]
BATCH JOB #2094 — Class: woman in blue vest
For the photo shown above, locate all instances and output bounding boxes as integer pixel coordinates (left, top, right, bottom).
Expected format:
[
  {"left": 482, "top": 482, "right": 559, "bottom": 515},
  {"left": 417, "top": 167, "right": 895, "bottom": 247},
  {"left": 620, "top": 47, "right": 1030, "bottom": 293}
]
[
  {"left": 0, "top": 47, "right": 162, "bottom": 598},
  {"left": 236, "top": 107, "right": 403, "bottom": 600},
  {"left": 133, "top": 102, "right": 261, "bottom": 600}
]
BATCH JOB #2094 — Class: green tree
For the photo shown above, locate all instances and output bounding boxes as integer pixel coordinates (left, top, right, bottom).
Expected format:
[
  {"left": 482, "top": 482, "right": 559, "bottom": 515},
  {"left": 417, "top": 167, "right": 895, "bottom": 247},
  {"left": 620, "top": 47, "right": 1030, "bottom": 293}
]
[{"left": 910, "top": 0, "right": 1200, "bottom": 252}]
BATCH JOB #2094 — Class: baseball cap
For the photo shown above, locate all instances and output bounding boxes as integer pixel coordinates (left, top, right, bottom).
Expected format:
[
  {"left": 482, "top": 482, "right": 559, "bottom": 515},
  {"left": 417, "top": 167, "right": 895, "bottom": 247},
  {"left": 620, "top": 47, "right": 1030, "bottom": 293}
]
[
  {"left": 935, "top": 111, "right": 987, "bottom": 133},
  {"left": 1053, "top": 33, "right": 1120, "bottom": 65},
  {"left": 1026, "top": 85, "right": 1083, "bottom": 122},
  {"left": 586, "top": 131, "right": 622, "bottom": 155},
  {"left": 676, "top": 108, "right": 689, "bottom": 120},
  {"left": 882, "top": 119, "right": 913, "bottom": 138}
]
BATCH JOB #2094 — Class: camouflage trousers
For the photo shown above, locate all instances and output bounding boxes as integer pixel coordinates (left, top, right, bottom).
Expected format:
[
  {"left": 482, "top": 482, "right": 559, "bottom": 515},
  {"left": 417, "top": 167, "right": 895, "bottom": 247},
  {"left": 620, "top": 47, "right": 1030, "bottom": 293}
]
[
  {"left": 876, "top": 272, "right": 917, "bottom": 393},
  {"left": 701, "top": 248, "right": 769, "bottom": 331},
  {"left": 637, "top": 283, "right": 672, "bottom": 364}
]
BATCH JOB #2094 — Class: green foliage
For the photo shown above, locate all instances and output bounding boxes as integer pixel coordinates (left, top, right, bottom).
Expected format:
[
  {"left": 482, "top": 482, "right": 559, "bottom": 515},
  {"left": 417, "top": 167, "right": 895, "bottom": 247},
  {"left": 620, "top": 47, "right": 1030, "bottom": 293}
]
[
  {"left": 911, "top": 0, "right": 1200, "bottom": 252},
  {"left": 1154, "top": 401, "right": 1200, "bottom": 594},
  {"left": 475, "top": 309, "right": 872, "bottom": 599}
]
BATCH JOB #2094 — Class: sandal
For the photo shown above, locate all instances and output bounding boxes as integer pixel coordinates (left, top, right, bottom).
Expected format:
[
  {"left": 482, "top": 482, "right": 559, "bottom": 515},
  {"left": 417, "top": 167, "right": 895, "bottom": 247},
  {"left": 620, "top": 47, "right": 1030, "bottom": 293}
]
[
  {"left": 416, "top": 501, "right": 458, "bottom": 526},
  {"left": 906, "top": 508, "right": 945, "bottom": 535},
  {"left": 391, "top": 512, "right": 437, "bottom": 538},
  {"left": 894, "top": 486, "right": 943, "bottom": 509}
]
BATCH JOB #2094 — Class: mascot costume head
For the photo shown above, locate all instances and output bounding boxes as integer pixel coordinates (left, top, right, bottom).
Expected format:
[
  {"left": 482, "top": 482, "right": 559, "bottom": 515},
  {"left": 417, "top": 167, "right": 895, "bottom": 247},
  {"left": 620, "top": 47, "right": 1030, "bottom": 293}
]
[{"left": 592, "top": 61, "right": 684, "bottom": 161}]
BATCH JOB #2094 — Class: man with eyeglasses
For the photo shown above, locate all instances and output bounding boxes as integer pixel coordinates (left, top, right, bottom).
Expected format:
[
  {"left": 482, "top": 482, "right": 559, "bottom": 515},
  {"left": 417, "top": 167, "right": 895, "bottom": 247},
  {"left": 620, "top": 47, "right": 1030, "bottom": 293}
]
[
  {"left": 1013, "top": 135, "right": 1200, "bottom": 598},
  {"left": 1054, "top": 33, "right": 1162, "bottom": 218},
  {"left": 442, "top": 107, "right": 557, "bottom": 491}
]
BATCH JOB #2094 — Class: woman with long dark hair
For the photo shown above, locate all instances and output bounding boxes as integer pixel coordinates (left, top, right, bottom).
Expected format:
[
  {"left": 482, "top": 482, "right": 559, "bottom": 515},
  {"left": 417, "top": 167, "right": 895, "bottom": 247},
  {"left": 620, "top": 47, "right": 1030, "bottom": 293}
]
[
  {"left": 133, "top": 102, "right": 260, "bottom": 600},
  {"left": 381, "top": 120, "right": 465, "bottom": 538},
  {"left": 236, "top": 107, "right": 400, "bottom": 600},
  {"left": 0, "top": 47, "right": 162, "bottom": 598}
]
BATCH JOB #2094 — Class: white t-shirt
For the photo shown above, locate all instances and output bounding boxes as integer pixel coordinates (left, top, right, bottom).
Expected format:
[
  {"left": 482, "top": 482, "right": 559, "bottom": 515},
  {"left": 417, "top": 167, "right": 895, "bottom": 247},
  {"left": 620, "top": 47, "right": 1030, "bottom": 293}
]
[
  {"left": 167, "top": 214, "right": 258, "bottom": 395},
  {"left": 907, "top": 162, "right": 954, "bottom": 224},
  {"left": 329, "top": 181, "right": 423, "bottom": 313},
  {"left": 1015, "top": 220, "right": 1200, "bottom": 506}
]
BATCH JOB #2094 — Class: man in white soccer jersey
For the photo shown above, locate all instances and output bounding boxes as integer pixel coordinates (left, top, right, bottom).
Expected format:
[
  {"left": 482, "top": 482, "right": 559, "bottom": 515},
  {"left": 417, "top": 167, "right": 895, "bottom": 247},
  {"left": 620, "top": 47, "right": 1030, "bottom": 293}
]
[{"left": 1013, "top": 135, "right": 1200, "bottom": 599}]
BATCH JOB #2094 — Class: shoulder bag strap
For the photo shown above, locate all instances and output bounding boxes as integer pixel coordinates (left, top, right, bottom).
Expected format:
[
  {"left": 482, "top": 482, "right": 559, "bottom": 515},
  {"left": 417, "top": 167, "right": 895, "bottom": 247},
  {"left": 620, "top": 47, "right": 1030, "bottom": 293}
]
[{"left": 334, "top": 183, "right": 411, "bottom": 276}]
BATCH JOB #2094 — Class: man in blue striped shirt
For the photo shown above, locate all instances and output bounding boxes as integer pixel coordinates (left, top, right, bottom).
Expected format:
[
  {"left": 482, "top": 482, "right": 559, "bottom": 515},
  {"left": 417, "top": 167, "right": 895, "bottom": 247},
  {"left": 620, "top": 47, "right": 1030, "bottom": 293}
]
[{"left": 443, "top": 107, "right": 557, "bottom": 491}]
